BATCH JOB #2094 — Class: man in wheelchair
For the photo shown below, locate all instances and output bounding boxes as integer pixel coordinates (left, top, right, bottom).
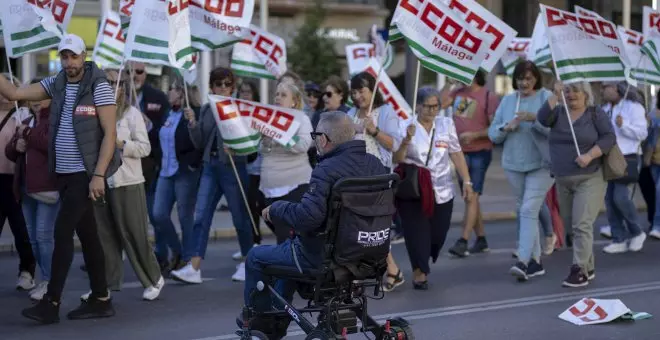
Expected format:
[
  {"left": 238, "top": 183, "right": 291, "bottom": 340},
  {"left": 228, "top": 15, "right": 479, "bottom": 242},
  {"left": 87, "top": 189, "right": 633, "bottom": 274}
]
[{"left": 237, "top": 112, "right": 413, "bottom": 340}]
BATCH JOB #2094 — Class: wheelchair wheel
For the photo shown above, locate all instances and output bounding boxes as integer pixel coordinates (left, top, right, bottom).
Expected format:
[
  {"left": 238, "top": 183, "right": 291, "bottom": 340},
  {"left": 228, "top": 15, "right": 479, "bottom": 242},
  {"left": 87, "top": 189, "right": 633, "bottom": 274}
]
[
  {"left": 385, "top": 318, "right": 414, "bottom": 340},
  {"left": 304, "top": 330, "right": 333, "bottom": 340}
]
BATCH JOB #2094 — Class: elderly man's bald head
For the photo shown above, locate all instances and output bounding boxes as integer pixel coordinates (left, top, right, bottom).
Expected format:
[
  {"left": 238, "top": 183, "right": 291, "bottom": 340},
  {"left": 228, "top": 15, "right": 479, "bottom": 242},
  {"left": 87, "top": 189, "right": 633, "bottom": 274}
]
[{"left": 314, "top": 111, "right": 356, "bottom": 155}]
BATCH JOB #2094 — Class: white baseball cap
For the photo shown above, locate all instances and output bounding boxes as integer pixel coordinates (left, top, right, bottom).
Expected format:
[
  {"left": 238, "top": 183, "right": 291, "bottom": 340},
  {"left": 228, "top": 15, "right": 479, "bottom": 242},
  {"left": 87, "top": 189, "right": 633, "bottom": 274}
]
[{"left": 58, "top": 34, "right": 86, "bottom": 55}]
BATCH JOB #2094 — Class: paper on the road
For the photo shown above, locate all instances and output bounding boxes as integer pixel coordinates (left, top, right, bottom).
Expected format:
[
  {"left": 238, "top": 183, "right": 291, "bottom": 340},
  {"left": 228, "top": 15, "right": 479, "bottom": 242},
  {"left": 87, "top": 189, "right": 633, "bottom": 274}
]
[{"left": 559, "top": 298, "right": 630, "bottom": 325}]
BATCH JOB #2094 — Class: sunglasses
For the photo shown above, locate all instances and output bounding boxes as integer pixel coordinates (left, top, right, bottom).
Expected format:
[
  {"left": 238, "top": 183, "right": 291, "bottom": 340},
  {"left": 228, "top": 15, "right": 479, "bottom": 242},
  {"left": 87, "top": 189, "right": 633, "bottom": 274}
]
[
  {"left": 310, "top": 132, "right": 331, "bottom": 143},
  {"left": 214, "top": 81, "right": 233, "bottom": 88}
]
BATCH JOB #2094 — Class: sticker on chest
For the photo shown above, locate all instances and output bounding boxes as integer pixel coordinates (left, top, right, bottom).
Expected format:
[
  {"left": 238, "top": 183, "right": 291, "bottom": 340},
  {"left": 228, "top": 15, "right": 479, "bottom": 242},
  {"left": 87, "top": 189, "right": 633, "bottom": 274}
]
[
  {"left": 147, "top": 103, "right": 162, "bottom": 111},
  {"left": 74, "top": 105, "right": 96, "bottom": 116}
]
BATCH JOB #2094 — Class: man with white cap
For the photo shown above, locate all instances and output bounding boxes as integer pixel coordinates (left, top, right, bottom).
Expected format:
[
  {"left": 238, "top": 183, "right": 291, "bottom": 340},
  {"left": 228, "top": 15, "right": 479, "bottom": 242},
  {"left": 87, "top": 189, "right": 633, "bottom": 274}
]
[{"left": 0, "top": 33, "right": 121, "bottom": 324}]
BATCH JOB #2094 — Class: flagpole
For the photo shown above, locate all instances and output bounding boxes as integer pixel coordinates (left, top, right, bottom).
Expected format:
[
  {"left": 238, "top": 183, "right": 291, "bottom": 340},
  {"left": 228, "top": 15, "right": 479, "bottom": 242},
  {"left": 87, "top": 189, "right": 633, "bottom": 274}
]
[
  {"left": 366, "top": 40, "right": 391, "bottom": 115},
  {"left": 410, "top": 59, "right": 421, "bottom": 118},
  {"left": 4, "top": 53, "right": 19, "bottom": 112}
]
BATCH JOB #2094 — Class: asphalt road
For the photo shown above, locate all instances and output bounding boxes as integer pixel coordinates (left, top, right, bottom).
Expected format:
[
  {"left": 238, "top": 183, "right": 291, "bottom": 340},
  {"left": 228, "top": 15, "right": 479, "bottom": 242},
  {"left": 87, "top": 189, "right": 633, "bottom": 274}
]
[{"left": 0, "top": 215, "right": 659, "bottom": 340}]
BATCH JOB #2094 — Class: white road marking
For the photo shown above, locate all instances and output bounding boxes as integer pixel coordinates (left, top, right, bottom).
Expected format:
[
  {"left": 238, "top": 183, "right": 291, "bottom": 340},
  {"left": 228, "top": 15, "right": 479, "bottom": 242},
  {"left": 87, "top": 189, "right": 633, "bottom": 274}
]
[{"left": 194, "top": 281, "right": 660, "bottom": 340}]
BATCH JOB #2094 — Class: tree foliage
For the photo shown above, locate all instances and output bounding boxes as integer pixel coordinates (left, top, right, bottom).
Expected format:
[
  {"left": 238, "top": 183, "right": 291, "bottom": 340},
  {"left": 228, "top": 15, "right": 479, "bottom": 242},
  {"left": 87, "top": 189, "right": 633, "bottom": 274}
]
[{"left": 288, "top": 0, "right": 341, "bottom": 84}]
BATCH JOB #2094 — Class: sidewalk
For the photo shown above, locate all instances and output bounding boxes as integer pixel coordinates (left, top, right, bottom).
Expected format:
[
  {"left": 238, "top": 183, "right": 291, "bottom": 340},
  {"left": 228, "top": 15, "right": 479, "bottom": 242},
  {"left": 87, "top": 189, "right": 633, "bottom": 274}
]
[{"left": 0, "top": 147, "right": 647, "bottom": 252}]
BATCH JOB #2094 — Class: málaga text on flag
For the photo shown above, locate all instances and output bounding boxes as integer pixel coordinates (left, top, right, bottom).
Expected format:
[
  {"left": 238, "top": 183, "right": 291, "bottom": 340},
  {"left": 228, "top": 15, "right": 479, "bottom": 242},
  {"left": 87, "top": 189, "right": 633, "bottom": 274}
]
[
  {"left": 390, "top": 0, "right": 492, "bottom": 84},
  {"left": 500, "top": 38, "right": 530, "bottom": 76},
  {"left": 92, "top": 11, "right": 126, "bottom": 68},
  {"left": 231, "top": 39, "right": 275, "bottom": 80},
  {"left": 231, "top": 26, "right": 287, "bottom": 80},
  {"left": 541, "top": 5, "right": 631, "bottom": 84},
  {"left": 208, "top": 94, "right": 307, "bottom": 153},
  {"left": 364, "top": 58, "right": 413, "bottom": 124},
  {"left": 0, "top": 0, "right": 76, "bottom": 58},
  {"left": 124, "top": 0, "right": 195, "bottom": 70},
  {"left": 188, "top": 0, "right": 253, "bottom": 51},
  {"left": 443, "top": 0, "right": 517, "bottom": 72},
  {"left": 618, "top": 27, "right": 660, "bottom": 85}
]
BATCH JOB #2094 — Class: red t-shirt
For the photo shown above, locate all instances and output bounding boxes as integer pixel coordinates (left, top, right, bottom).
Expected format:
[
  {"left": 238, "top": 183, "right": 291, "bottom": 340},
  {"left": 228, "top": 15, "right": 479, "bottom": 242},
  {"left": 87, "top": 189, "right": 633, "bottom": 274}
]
[{"left": 451, "top": 87, "right": 500, "bottom": 153}]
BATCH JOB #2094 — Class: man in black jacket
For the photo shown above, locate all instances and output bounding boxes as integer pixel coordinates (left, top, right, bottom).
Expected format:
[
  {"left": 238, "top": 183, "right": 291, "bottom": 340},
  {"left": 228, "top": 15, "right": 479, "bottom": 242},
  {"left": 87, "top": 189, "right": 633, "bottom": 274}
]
[{"left": 129, "top": 62, "right": 170, "bottom": 268}]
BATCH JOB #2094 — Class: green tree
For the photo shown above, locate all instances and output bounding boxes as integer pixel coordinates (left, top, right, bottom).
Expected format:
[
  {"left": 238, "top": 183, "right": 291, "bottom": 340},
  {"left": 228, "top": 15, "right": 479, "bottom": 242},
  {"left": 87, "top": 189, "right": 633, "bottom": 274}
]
[{"left": 288, "top": 0, "right": 341, "bottom": 84}]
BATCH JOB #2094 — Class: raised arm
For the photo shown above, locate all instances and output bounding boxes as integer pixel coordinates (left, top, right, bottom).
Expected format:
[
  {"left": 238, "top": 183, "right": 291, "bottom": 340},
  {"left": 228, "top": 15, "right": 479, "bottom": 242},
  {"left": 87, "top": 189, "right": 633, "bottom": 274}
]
[{"left": 0, "top": 74, "right": 49, "bottom": 102}]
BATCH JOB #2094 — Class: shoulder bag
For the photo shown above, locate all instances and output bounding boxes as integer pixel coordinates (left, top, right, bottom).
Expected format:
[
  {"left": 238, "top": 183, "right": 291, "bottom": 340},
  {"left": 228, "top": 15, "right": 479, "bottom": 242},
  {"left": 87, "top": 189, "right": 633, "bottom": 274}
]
[
  {"left": 591, "top": 108, "right": 628, "bottom": 181},
  {"left": 395, "top": 128, "right": 435, "bottom": 200}
]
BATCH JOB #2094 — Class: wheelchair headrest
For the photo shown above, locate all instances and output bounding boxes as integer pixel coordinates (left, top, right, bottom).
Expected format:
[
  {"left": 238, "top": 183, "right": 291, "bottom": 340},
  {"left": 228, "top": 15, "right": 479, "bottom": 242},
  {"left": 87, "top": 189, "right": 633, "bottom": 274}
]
[{"left": 331, "top": 173, "right": 400, "bottom": 199}]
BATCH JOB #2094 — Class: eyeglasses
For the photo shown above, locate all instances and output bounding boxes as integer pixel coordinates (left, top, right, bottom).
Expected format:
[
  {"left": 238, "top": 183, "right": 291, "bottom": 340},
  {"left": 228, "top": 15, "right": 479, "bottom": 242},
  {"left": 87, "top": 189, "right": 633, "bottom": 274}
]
[
  {"left": 310, "top": 132, "right": 331, "bottom": 143},
  {"left": 214, "top": 81, "right": 233, "bottom": 88},
  {"left": 323, "top": 91, "right": 333, "bottom": 98},
  {"left": 422, "top": 104, "right": 439, "bottom": 111}
]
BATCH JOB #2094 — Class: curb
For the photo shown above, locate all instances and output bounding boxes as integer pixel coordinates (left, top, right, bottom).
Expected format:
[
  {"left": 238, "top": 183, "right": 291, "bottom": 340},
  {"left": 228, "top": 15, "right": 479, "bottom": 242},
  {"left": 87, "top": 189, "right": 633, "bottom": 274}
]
[{"left": 0, "top": 203, "right": 648, "bottom": 254}]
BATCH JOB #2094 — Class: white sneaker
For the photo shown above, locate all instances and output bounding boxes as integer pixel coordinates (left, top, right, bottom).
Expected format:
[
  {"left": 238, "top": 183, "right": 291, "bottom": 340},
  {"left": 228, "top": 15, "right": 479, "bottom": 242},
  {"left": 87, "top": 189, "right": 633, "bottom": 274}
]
[
  {"left": 143, "top": 276, "right": 165, "bottom": 301},
  {"left": 629, "top": 232, "right": 647, "bottom": 252},
  {"left": 171, "top": 263, "right": 202, "bottom": 284},
  {"left": 600, "top": 226, "right": 612, "bottom": 238},
  {"left": 29, "top": 281, "right": 49, "bottom": 301},
  {"left": 603, "top": 242, "right": 628, "bottom": 254},
  {"left": 232, "top": 244, "right": 256, "bottom": 261},
  {"left": 649, "top": 229, "right": 660, "bottom": 240},
  {"left": 232, "top": 262, "right": 246, "bottom": 282},
  {"left": 16, "top": 271, "right": 35, "bottom": 291}
]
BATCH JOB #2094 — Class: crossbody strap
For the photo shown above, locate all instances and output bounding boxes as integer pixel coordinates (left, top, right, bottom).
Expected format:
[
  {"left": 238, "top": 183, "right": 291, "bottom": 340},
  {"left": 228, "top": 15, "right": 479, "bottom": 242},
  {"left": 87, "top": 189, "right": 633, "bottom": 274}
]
[
  {"left": 425, "top": 128, "right": 435, "bottom": 166},
  {"left": 0, "top": 110, "right": 13, "bottom": 133}
]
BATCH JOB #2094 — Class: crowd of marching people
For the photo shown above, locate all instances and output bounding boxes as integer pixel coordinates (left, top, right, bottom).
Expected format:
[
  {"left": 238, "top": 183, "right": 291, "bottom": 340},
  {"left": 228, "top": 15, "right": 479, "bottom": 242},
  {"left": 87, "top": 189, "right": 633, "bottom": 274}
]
[{"left": 1, "top": 33, "right": 660, "bottom": 324}]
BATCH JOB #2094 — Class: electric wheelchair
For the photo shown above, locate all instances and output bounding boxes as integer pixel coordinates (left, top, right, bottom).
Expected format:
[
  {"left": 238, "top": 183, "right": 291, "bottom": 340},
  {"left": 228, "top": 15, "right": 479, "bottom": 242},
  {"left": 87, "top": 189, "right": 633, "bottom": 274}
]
[{"left": 237, "top": 173, "right": 414, "bottom": 340}]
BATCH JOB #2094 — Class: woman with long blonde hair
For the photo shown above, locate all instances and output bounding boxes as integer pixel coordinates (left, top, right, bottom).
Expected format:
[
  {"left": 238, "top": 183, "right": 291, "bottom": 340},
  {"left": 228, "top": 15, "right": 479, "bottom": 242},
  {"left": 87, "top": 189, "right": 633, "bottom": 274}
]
[
  {"left": 259, "top": 81, "right": 313, "bottom": 243},
  {"left": 88, "top": 68, "right": 164, "bottom": 301}
]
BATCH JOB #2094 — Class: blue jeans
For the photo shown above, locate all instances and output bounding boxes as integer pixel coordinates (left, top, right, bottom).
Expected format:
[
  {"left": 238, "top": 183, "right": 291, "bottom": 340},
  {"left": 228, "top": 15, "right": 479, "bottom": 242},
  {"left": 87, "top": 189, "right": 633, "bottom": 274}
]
[
  {"left": 244, "top": 239, "right": 315, "bottom": 312},
  {"left": 152, "top": 168, "right": 200, "bottom": 262},
  {"left": 457, "top": 149, "right": 492, "bottom": 194},
  {"left": 605, "top": 180, "right": 642, "bottom": 243},
  {"left": 145, "top": 179, "right": 161, "bottom": 260},
  {"left": 21, "top": 193, "right": 59, "bottom": 281},
  {"left": 505, "top": 168, "right": 554, "bottom": 263},
  {"left": 191, "top": 158, "right": 252, "bottom": 259}
]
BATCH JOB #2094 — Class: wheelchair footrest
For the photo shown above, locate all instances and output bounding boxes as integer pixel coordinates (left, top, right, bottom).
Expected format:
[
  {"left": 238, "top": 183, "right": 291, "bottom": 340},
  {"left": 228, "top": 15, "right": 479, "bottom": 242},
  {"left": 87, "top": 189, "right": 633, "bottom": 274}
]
[{"left": 331, "top": 310, "right": 358, "bottom": 334}]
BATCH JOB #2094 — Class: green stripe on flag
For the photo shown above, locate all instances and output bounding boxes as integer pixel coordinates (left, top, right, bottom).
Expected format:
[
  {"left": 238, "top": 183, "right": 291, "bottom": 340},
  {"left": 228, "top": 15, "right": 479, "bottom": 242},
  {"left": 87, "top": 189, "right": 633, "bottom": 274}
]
[
  {"left": 559, "top": 70, "right": 625, "bottom": 82},
  {"left": 232, "top": 69, "right": 276, "bottom": 80},
  {"left": 10, "top": 26, "right": 46, "bottom": 41},
  {"left": 99, "top": 43, "right": 123, "bottom": 57},
  {"left": 230, "top": 145, "right": 260, "bottom": 155},
  {"left": 555, "top": 56, "right": 622, "bottom": 68},
  {"left": 96, "top": 52, "right": 121, "bottom": 65},
  {"left": 135, "top": 35, "right": 168, "bottom": 48},
  {"left": 191, "top": 36, "right": 241, "bottom": 50},
  {"left": 641, "top": 41, "right": 660, "bottom": 74},
  {"left": 231, "top": 60, "right": 267, "bottom": 70},
  {"left": 533, "top": 55, "right": 552, "bottom": 66},
  {"left": 418, "top": 59, "right": 472, "bottom": 84},
  {"left": 404, "top": 38, "right": 477, "bottom": 74},
  {"left": 224, "top": 133, "right": 261, "bottom": 144},
  {"left": 632, "top": 68, "right": 660, "bottom": 78},
  {"left": 12, "top": 37, "right": 60, "bottom": 55},
  {"left": 388, "top": 25, "right": 402, "bottom": 41},
  {"left": 131, "top": 50, "right": 169, "bottom": 62},
  {"left": 175, "top": 47, "right": 195, "bottom": 61}
]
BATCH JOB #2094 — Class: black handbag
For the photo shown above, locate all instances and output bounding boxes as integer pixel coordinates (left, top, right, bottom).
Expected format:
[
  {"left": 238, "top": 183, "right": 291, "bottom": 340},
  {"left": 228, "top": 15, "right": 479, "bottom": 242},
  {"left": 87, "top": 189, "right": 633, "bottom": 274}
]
[
  {"left": 613, "top": 154, "right": 640, "bottom": 184},
  {"left": 395, "top": 128, "right": 435, "bottom": 200}
]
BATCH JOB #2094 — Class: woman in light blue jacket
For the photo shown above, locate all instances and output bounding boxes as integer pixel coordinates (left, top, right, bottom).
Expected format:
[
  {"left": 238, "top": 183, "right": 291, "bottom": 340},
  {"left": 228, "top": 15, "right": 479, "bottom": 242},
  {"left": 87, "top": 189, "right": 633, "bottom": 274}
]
[{"left": 488, "top": 61, "right": 554, "bottom": 282}]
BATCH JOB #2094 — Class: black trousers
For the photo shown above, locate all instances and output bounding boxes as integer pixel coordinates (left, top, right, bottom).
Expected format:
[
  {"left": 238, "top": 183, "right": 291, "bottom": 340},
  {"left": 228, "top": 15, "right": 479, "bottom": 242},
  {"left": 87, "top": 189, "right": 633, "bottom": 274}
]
[
  {"left": 265, "top": 184, "right": 309, "bottom": 244},
  {"left": 638, "top": 166, "right": 655, "bottom": 226},
  {"left": 248, "top": 174, "right": 266, "bottom": 244},
  {"left": 0, "top": 174, "right": 35, "bottom": 276},
  {"left": 47, "top": 172, "right": 108, "bottom": 302},
  {"left": 398, "top": 198, "right": 453, "bottom": 275}
]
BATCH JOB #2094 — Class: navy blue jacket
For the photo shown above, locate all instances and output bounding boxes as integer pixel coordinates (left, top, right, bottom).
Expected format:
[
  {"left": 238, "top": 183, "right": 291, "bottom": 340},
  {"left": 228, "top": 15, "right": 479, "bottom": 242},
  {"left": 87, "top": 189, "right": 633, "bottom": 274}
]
[{"left": 269, "top": 140, "right": 386, "bottom": 265}]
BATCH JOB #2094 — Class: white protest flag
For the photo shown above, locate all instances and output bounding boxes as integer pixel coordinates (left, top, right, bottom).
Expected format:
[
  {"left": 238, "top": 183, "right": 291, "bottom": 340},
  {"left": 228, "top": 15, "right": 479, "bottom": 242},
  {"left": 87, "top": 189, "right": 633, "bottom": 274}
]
[
  {"left": 500, "top": 38, "right": 530, "bottom": 76},
  {"left": 442, "top": 0, "right": 518, "bottom": 72},
  {"left": 119, "top": 0, "right": 134, "bottom": 38},
  {"left": 346, "top": 43, "right": 377, "bottom": 76},
  {"left": 541, "top": 5, "right": 632, "bottom": 84},
  {"left": 0, "top": 0, "right": 76, "bottom": 58},
  {"left": 641, "top": 38, "right": 660, "bottom": 75},
  {"left": 529, "top": 14, "right": 552, "bottom": 68},
  {"left": 370, "top": 25, "right": 393, "bottom": 70},
  {"left": 188, "top": 0, "right": 254, "bottom": 51},
  {"left": 364, "top": 58, "right": 413, "bottom": 124},
  {"left": 618, "top": 27, "right": 660, "bottom": 84},
  {"left": 175, "top": 52, "right": 198, "bottom": 85},
  {"left": 208, "top": 94, "right": 307, "bottom": 152},
  {"left": 92, "top": 11, "right": 126, "bottom": 68},
  {"left": 559, "top": 298, "right": 631, "bottom": 326},
  {"left": 231, "top": 26, "right": 287, "bottom": 80},
  {"left": 125, "top": 0, "right": 195, "bottom": 70},
  {"left": 574, "top": 5, "right": 604, "bottom": 19},
  {"left": 391, "top": 0, "right": 492, "bottom": 84},
  {"left": 231, "top": 39, "right": 275, "bottom": 80},
  {"left": 643, "top": 6, "right": 660, "bottom": 38}
]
